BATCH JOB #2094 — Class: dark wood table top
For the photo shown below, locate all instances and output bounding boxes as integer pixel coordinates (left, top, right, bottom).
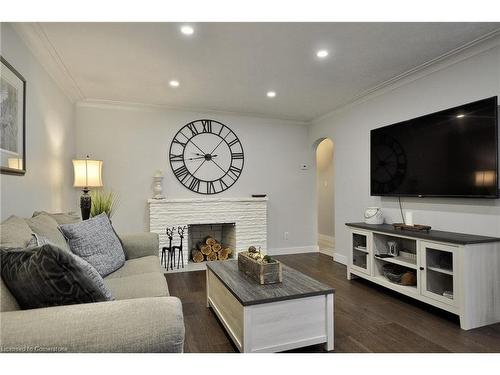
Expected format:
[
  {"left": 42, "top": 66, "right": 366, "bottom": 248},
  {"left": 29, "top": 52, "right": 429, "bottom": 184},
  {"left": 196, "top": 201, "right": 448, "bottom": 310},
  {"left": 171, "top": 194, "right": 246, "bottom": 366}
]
[
  {"left": 346, "top": 222, "right": 500, "bottom": 245},
  {"left": 206, "top": 260, "right": 334, "bottom": 306}
]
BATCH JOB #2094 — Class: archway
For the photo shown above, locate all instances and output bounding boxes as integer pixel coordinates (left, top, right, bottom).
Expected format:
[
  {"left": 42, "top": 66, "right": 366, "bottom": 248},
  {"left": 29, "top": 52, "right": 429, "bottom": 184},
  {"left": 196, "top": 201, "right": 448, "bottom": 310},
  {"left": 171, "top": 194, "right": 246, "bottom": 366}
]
[{"left": 315, "top": 138, "right": 334, "bottom": 257}]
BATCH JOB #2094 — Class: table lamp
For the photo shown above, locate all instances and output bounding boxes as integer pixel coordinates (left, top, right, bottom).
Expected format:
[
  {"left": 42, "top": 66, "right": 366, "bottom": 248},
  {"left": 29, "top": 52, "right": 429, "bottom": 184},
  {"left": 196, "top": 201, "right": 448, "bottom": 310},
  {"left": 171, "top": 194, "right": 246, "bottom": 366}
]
[{"left": 73, "top": 156, "right": 103, "bottom": 220}]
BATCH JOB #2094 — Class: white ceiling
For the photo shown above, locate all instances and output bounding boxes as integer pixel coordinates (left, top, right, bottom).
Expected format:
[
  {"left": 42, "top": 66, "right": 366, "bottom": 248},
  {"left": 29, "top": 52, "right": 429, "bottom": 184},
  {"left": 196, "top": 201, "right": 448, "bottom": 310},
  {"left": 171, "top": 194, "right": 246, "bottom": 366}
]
[{"left": 15, "top": 22, "right": 500, "bottom": 121}]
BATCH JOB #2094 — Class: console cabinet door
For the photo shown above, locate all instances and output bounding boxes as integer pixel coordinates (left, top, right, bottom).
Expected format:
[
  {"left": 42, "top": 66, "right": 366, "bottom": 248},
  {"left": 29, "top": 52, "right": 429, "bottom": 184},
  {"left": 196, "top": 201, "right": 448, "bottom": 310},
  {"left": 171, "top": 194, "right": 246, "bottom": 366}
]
[
  {"left": 350, "top": 230, "right": 372, "bottom": 275},
  {"left": 420, "top": 241, "right": 458, "bottom": 307}
]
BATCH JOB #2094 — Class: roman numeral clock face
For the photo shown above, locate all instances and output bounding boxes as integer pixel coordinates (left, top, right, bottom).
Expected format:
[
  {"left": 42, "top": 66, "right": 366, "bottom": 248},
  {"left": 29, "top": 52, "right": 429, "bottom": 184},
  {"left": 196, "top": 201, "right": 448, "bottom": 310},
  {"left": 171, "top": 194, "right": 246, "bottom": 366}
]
[{"left": 169, "top": 119, "right": 244, "bottom": 194}]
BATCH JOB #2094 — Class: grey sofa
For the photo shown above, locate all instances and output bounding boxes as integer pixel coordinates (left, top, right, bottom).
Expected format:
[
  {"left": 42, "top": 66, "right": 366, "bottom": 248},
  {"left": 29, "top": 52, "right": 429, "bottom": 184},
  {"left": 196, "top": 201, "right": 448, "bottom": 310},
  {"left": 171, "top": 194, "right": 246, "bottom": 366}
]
[{"left": 0, "top": 218, "right": 185, "bottom": 353}]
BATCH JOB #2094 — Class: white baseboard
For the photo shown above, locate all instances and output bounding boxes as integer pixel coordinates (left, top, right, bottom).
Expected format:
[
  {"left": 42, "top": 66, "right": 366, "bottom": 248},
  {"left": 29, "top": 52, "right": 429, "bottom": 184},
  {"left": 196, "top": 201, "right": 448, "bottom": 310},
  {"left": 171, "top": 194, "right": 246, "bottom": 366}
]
[
  {"left": 318, "top": 234, "right": 335, "bottom": 246},
  {"left": 333, "top": 253, "right": 347, "bottom": 265},
  {"left": 268, "top": 245, "right": 319, "bottom": 256}
]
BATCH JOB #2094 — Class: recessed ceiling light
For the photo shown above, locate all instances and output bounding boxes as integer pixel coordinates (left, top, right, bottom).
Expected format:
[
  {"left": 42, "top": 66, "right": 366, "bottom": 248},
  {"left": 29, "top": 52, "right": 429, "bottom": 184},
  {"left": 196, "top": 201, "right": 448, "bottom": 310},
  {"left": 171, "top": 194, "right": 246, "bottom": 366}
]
[
  {"left": 169, "top": 80, "right": 180, "bottom": 87},
  {"left": 456, "top": 114, "right": 465, "bottom": 118},
  {"left": 180, "top": 25, "right": 194, "bottom": 35},
  {"left": 316, "top": 49, "right": 329, "bottom": 58},
  {"left": 267, "top": 91, "right": 276, "bottom": 98}
]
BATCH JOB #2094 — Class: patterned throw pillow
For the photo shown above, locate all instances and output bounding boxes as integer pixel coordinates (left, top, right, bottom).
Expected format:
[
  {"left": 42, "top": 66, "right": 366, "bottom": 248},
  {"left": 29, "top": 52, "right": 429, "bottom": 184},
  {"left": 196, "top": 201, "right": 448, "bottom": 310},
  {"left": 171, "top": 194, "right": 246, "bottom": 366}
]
[
  {"left": 0, "top": 244, "right": 114, "bottom": 310},
  {"left": 58, "top": 213, "right": 125, "bottom": 277}
]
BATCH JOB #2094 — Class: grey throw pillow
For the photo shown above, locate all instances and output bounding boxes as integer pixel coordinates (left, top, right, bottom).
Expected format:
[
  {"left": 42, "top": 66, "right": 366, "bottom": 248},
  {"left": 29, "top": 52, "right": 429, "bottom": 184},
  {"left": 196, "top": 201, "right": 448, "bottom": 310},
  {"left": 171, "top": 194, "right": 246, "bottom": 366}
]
[
  {"left": 26, "top": 214, "right": 70, "bottom": 252},
  {"left": 0, "top": 216, "right": 33, "bottom": 248},
  {"left": 0, "top": 244, "right": 114, "bottom": 310},
  {"left": 32, "top": 211, "right": 81, "bottom": 225},
  {"left": 58, "top": 213, "right": 125, "bottom": 277}
]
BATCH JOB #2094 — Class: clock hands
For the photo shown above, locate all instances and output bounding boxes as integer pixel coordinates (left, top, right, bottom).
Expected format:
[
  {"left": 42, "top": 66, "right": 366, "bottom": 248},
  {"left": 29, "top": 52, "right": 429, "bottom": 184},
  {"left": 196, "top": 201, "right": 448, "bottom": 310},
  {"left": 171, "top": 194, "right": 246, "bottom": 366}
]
[
  {"left": 189, "top": 148, "right": 225, "bottom": 171},
  {"left": 187, "top": 151, "right": 226, "bottom": 178},
  {"left": 187, "top": 155, "right": 218, "bottom": 161},
  {"left": 190, "top": 137, "right": 229, "bottom": 173}
]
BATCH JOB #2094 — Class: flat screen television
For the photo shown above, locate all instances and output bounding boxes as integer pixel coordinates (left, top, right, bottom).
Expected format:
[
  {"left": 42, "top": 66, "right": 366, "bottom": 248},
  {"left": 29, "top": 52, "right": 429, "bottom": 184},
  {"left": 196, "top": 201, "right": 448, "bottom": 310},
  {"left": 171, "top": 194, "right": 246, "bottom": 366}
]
[{"left": 370, "top": 96, "right": 499, "bottom": 198}]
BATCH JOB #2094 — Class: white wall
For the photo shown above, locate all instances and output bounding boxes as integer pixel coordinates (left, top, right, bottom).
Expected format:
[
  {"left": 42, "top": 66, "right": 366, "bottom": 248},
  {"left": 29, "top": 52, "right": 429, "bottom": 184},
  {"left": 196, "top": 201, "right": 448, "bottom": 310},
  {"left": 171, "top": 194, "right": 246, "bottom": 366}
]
[
  {"left": 0, "top": 23, "right": 76, "bottom": 220},
  {"left": 75, "top": 102, "right": 316, "bottom": 253},
  {"left": 309, "top": 43, "right": 500, "bottom": 264},
  {"left": 316, "top": 138, "right": 334, "bottom": 237}
]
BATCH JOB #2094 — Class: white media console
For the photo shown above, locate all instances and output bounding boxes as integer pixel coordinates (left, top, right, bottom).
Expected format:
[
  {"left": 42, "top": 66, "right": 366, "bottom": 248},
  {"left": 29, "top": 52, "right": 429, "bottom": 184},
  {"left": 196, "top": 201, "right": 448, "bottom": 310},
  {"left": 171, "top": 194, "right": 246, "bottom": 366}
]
[{"left": 346, "top": 223, "right": 500, "bottom": 330}]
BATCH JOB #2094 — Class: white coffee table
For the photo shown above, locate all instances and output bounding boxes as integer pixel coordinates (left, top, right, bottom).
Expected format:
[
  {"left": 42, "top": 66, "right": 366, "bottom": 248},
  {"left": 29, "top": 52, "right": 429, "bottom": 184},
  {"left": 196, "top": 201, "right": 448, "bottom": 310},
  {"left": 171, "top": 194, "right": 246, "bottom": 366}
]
[{"left": 206, "top": 260, "right": 334, "bottom": 353}]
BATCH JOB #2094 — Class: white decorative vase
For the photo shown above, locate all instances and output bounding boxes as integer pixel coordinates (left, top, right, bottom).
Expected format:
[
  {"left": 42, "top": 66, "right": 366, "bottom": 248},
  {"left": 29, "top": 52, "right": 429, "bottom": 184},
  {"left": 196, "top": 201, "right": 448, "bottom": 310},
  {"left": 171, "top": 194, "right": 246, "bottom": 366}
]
[{"left": 153, "top": 170, "right": 165, "bottom": 199}]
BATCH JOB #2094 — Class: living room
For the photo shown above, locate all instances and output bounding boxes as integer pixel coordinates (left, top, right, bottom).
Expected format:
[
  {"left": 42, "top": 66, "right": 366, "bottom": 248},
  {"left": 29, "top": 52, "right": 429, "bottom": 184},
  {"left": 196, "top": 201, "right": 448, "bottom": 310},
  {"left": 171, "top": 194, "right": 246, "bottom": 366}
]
[{"left": 1, "top": 0, "right": 500, "bottom": 373}]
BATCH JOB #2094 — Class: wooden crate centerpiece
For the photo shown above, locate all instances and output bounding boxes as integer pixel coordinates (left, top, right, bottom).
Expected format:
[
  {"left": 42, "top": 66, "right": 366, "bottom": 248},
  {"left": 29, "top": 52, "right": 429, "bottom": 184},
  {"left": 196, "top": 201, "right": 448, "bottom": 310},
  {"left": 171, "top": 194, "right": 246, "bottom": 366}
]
[{"left": 238, "top": 247, "right": 282, "bottom": 285}]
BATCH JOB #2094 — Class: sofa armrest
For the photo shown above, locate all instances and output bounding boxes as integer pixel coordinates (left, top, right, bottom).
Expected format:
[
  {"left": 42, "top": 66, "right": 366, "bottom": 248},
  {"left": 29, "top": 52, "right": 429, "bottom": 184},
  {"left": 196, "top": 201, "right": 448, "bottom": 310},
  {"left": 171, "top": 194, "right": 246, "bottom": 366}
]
[
  {"left": 0, "top": 297, "right": 184, "bottom": 353},
  {"left": 118, "top": 232, "right": 159, "bottom": 260}
]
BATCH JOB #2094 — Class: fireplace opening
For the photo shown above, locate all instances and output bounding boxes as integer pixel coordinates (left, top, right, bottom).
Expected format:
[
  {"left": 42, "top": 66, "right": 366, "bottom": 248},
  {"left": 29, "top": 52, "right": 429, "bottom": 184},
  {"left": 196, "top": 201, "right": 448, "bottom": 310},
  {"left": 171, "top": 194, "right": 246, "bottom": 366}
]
[{"left": 188, "top": 223, "right": 236, "bottom": 263}]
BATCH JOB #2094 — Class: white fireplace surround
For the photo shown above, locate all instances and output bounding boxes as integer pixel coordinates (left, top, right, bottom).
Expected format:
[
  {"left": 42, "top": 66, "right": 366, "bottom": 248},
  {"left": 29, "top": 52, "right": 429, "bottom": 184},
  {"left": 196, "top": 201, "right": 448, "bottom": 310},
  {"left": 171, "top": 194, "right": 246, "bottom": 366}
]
[{"left": 148, "top": 197, "right": 267, "bottom": 266}]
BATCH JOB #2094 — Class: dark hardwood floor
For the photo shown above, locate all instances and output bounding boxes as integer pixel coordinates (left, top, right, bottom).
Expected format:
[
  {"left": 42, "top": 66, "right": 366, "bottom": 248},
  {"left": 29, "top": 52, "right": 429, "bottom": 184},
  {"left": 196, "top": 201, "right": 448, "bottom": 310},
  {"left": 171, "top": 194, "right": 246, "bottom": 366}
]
[{"left": 165, "top": 253, "right": 500, "bottom": 353}]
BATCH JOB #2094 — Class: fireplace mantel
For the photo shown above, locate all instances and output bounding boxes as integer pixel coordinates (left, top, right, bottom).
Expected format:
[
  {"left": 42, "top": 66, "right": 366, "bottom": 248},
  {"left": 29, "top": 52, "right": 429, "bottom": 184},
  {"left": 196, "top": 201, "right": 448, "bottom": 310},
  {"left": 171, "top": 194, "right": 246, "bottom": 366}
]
[
  {"left": 147, "top": 197, "right": 268, "bottom": 204},
  {"left": 149, "top": 197, "right": 268, "bottom": 267}
]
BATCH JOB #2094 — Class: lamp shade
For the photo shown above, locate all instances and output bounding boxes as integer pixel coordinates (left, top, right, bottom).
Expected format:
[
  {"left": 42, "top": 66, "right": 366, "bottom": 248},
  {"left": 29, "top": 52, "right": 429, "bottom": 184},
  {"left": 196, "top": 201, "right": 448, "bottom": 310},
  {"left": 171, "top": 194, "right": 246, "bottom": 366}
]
[
  {"left": 73, "top": 158, "right": 103, "bottom": 188},
  {"left": 8, "top": 158, "right": 23, "bottom": 170}
]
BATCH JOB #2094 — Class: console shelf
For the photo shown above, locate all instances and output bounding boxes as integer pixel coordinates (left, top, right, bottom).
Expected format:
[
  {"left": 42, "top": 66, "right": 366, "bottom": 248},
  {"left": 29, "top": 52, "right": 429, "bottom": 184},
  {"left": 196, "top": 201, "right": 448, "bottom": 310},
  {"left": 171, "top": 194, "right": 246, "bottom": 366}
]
[
  {"left": 427, "top": 266, "right": 453, "bottom": 276},
  {"left": 346, "top": 222, "right": 500, "bottom": 330},
  {"left": 373, "top": 275, "right": 418, "bottom": 295},
  {"left": 374, "top": 254, "right": 417, "bottom": 269},
  {"left": 354, "top": 246, "right": 369, "bottom": 253}
]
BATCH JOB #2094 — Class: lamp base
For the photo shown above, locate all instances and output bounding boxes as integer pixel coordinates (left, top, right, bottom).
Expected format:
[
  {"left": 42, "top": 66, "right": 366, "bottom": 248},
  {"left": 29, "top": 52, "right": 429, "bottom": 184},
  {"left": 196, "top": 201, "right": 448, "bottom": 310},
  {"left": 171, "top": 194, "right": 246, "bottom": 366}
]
[{"left": 80, "top": 189, "right": 91, "bottom": 220}]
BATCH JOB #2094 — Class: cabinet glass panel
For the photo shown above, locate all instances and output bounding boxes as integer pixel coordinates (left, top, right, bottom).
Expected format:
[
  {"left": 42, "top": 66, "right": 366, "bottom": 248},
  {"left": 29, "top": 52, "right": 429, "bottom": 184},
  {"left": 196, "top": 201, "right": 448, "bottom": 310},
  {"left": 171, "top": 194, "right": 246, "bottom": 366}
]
[
  {"left": 425, "top": 247, "right": 454, "bottom": 301},
  {"left": 352, "top": 233, "right": 368, "bottom": 271}
]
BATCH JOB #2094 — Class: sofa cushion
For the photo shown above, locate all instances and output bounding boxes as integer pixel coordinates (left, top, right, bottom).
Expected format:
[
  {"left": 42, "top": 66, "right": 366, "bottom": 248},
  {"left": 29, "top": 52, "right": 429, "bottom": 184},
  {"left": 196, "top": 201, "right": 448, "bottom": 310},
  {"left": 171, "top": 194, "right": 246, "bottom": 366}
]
[
  {"left": 0, "top": 216, "right": 33, "bottom": 248},
  {"left": 0, "top": 244, "right": 114, "bottom": 310},
  {"left": 105, "top": 256, "right": 161, "bottom": 279},
  {"left": 104, "top": 272, "right": 169, "bottom": 300},
  {"left": 32, "top": 211, "right": 80, "bottom": 225},
  {"left": 0, "top": 277, "right": 20, "bottom": 312},
  {"left": 117, "top": 232, "right": 159, "bottom": 260},
  {"left": 0, "top": 297, "right": 184, "bottom": 353},
  {"left": 26, "top": 214, "right": 70, "bottom": 252},
  {"left": 59, "top": 213, "right": 125, "bottom": 277}
]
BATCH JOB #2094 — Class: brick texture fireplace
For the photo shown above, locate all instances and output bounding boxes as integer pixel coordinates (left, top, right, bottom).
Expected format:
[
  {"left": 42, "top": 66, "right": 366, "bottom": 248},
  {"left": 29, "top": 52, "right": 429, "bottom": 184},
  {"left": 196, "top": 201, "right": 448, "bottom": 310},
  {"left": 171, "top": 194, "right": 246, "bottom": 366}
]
[{"left": 148, "top": 197, "right": 267, "bottom": 268}]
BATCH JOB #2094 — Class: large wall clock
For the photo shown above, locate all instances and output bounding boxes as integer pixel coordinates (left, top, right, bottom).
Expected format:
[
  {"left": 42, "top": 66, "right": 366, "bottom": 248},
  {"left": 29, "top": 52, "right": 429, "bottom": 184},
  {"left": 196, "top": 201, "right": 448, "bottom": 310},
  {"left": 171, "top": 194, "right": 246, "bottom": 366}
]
[{"left": 169, "top": 119, "right": 244, "bottom": 194}]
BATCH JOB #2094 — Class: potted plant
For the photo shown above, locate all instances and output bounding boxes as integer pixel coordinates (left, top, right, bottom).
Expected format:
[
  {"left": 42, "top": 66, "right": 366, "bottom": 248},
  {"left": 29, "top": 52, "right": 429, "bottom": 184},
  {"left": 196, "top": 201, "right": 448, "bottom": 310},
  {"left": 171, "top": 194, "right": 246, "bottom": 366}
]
[{"left": 90, "top": 190, "right": 118, "bottom": 218}]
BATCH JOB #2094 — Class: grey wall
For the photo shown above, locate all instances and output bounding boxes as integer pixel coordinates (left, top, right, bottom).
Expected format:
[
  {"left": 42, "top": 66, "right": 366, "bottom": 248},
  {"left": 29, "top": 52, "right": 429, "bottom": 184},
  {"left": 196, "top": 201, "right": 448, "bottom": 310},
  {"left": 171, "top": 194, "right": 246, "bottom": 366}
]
[
  {"left": 75, "top": 102, "right": 316, "bottom": 253},
  {"left": 0, "top": 23, "right": 76, "bottom": 220},
  {"left": 316, "top": 138, "right": 334, "bottom": 237},
  {"left": 309, "top": 43, "right": 500, "bottom": 264}
]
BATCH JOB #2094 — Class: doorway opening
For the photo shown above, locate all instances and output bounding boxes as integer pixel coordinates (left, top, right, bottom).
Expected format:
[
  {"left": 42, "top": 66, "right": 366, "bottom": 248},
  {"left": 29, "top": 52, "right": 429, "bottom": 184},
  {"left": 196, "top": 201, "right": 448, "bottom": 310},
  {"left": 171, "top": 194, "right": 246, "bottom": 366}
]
[{"left": 315, "top": 138, "right": 335, "bottom": 257}]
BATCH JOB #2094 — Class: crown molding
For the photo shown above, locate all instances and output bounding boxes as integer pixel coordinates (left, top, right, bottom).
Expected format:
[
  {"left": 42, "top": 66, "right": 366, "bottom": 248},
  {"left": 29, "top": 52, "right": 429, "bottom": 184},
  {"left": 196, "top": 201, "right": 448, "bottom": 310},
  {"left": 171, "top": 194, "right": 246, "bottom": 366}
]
[
  {"left": 10, "top": 22, "right": 85, "bottom": 102},
  {"left": 312, "top": 28, "right": 500, "bottom": 124},
  {"left": 76, "top": 99, "right": 310, "bottom": 125}
]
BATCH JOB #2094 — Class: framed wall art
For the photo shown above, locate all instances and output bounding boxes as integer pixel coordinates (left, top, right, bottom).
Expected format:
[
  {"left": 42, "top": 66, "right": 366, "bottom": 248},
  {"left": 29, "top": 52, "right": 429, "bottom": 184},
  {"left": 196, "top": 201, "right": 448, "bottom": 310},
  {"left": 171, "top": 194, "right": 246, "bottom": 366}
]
[{"left": 1, "top": 56, "right": 26, "bottom": 175}]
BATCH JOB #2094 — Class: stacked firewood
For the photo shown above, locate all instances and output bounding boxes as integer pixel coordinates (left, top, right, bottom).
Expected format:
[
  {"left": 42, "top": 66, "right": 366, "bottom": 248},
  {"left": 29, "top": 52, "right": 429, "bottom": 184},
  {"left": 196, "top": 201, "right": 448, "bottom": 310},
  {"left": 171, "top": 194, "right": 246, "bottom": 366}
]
[{"left": 191, "top": 236, "right": 233, "bottom": 263}]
